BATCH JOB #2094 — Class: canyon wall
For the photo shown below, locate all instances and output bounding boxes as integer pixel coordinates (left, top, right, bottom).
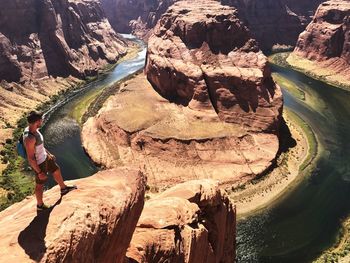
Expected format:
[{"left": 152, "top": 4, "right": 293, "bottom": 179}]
[
  {"left": 288, "top": 0, "right": 350, "bottom": 88},
  {"left": 0, "top": 0, "right": 127, "bottom": 83},
  {"left": 101, "top": 0, "right": 325, "bottom": 49},
  {"left": 0, "top": 0, "right": 128, "bottom": 156}
]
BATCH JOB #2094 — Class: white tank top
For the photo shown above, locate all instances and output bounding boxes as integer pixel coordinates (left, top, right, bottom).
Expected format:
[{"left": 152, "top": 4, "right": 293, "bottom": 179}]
[{"left": 24, "top": 127, "right": 48, "bottom": 165}]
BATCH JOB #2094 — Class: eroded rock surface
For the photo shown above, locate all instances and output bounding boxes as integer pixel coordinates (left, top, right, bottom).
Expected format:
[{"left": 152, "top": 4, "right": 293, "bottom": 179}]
[
  {"left": 82, "top": 73, "right": 280, "bottom": 190},
  {"left": 82, "top": 1, "right": 282, "bottom": 192},
  {"left": 145, "top": 0, "right": 283, "bottom": 132},
  {"left": 0, "top": 0, "right": 127, "bottom": 83},
  {"left": 125, "top": 179, "right": 236, "bottom": 263},
  {"left": 101, "top": 0, "right": 324, "bottom": 49},
  {"left": 0, "top": 0, "right": 129, "bottom": 157},
  {"left": 288, "top": 0, "right": 350, "bottom": 87},
  {"left": 0, "top": 168, "right": 145, "bottom": 263}
]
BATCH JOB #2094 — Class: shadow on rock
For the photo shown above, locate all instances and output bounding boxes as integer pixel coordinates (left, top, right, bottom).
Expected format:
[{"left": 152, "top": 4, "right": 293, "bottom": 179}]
[{"left": 18, "top": 197, "right": 62, "bottom": 261}]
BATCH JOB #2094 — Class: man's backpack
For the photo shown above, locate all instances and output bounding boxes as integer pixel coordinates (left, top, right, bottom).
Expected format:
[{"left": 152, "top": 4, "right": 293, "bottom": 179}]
[{"left": 16, "top": 131, "right": 34, "bottom": 159}]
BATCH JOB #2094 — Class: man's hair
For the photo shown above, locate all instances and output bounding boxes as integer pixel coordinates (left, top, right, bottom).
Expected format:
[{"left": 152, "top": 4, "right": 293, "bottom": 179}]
[{"left": 27, "top": 111, "right": 43, "bottom": 124}]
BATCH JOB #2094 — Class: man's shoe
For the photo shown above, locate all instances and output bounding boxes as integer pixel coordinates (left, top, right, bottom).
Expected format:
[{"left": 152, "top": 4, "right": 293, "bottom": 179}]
[
  {"left": 61, "top": 185, "right": 77, "bottom": 195},
  {"left": 37, "top": 203, "right": 50, "bottom": 211}
]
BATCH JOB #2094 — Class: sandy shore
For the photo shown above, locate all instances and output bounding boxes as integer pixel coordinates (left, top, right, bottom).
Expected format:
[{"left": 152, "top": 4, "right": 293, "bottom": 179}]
[{"left": 229, "top": 109, "right": 314, "bottom": 217}]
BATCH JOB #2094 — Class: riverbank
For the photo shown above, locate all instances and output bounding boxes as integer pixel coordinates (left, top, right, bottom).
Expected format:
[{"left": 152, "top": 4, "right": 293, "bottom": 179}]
[
  {"left": 229, "top": 108, "right": 317, "bottom": 217},
  {"left": 269, "top": 52, "right": 350, "bottom": 92},
  {"left": 268, "top": 51, "right": 350, "bottom": 262},
  {"left": 0, "top": 40, "right": 142, "bottom": 211},
  {"left": 315, "top": 217, "right": 350, "bottom": 263}
]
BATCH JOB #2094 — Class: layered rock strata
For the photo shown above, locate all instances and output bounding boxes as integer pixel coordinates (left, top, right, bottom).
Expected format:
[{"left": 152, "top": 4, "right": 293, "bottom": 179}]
[
  {"left": 126, "top": 180, "right": 236, "bottom": 263},
  {"left": 82, "top": 1, "right": 282, "bottom": 189},
  {"left": 101, "top": 0, "right": 324, "bottom": 49},
  {"left": 82, "top": 73, "right": 279, "bottom": 191},
  {"left": 0, "top": 168, "right": 145, "bottom": 262},
  {"left": 288, "top": 0, "right": 350, "bottom": 88},
  {"left": 223, "top": 0, "right": 323, "bottom": 50},
  {"left": 0, "top": 0, "right": 128, "bottom": 156},
  {"left": 0, "top": 0, "right": 127, "bottom": 83},
  {"left": 145, "top": 0, "right": 283, "bottom": 133}
]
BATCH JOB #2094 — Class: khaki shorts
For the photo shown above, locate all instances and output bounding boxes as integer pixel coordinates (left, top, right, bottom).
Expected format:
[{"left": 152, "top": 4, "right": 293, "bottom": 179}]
[{"left": 36, "top": 155, "right": 60, "bottom": 184}]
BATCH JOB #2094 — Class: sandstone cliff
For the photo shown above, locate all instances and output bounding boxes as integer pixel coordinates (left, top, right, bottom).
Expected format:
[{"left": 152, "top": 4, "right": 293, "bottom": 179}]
[
  {"left": 0, "top": 168, "right": 145, "bottom": 262},
  {"left": 223, "top": 0, "right": 325, "bottom": 50},
  {"left": 126, "top": 180, "right": 236, "bottom": 263},
  {"left": 82, "top": 1, "right": 282, "bottom": 192},
  {"left": 0, "top": 0, "right": 127, "bottom": 83},
  {"left": 145, "top": 0, "right": 283, "bottom": 132},
  {"left": 0, "top": 170, "right": 237, "bottom": 262},
  {"left": 101, "top": 0, "right": 324, "bottom": 49},
  {"left": 0, "top": 0, "right": 128, "bottom": 157},
  {"left": 288, "top": 0, "right": 350, "bottom": 88}
]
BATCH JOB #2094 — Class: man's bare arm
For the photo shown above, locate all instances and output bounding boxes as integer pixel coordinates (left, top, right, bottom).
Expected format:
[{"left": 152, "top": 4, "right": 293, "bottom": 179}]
[{"left": 24, "top": 136, "right": 42, "bottom": 174}]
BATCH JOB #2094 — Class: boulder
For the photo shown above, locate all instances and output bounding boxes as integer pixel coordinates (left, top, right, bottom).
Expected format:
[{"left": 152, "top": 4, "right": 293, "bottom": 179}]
[
  {"left": 126, "top": 179, "right": 236, "bottom": 263},
  {"left": 0, "top": 168, "right": 145, "bottom": 263}
]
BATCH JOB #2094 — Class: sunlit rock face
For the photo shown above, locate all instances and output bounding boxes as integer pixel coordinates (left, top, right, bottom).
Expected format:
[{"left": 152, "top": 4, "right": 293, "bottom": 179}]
[
  {"left": 0, "top": 0, "right": 127, "bottom": 83},
  {"left": 81, "top": 1, "right": 283, "bottom": 196},
  {"left": 126, "top": 179, "right": 236, "bottom": 263},
  {"left": 100, "top": 0, "right": 325, "bottom": 49},
  {"left": 145, "top": 0, "right": 283, "bottom": 133},
  {"left": 292, "top": 0, "right": 350, "bottom": 74},
  {"left": 0, "top": 168, "right": 146, "bottom": 262}
]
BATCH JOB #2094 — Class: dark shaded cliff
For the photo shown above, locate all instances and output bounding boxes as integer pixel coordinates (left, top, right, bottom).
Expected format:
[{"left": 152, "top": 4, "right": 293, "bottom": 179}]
[
  {"left": 0, "top": 0, "right": 127, "bottom": 83},
  {"left": 101, "top": 0, "right": 325, "bottom": 49}
]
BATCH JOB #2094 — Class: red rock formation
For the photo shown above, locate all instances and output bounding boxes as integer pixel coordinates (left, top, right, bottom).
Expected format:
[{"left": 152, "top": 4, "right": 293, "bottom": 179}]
[
  {"left": 82, "top": 1, "right": 282, "bottom": 191},
  {"left": 82, "top": 73, "right": 281, "bottom": 190},
  {"left": 223, "top": 0, "right": 308, "bottom": 50},
  {"left": 145, "top": 0, "right": 283, "bottom": 133},
  {"left": 0, "top": 0, "right": 127, "bottom": 83},
  {"left": 126, "top": 180, "right": 236, "bottom": 263},
  {"left": 0, "top": 168, "right": 145, "bottom": 263},
  {"left": 101, "top": 0, "right": 324, "bottom": 49},
  {"left": 294, "top": 1, "right": 350, "bottom": 61},
  {"left": 289, "top": 0, "right": 350, "bottom": 86}
]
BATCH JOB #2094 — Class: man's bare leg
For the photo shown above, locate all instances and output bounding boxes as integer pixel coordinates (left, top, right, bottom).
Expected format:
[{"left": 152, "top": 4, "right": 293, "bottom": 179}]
[
  {"left": 35, "top": 183, "right": 44, "bottom": 206},
  {"left": 52, "top": 168, "right": 67, "bottom": 189}
]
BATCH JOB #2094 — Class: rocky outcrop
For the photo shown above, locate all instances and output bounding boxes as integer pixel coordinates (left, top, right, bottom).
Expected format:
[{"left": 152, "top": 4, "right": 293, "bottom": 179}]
[
  {"left": 223, "top": 0, "right": 324, "bottom": 50},
  {"left": 145, "top": 0, "right": 283, "bottom": 132},
  {"left": 101, "top": 0, "right": 324, "bottom": 49},
  {"left": 0, "top": 168, "right": 145, "bottom": 262},
  {"left": 0, "top": 0, "right": 127, "bottom": 83},
  {"left": 126, "top": 179, "right": 236, "bottom": 263},
  {"left": 82, "top": 1, "right": 282, "bottom": 190},
  {"left": 288, "top": 0, "right": 350, "bottom": 87}
]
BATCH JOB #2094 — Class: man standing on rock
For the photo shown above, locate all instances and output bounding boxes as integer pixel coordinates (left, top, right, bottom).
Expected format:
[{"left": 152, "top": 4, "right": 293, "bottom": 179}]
[{"left": 24, "top": 111, "right": 77, "bottom": 211}]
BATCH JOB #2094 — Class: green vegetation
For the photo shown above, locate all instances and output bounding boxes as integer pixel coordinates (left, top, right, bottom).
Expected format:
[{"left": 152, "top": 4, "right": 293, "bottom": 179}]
[
  {"left": 314, "top": 218, "right": 350, "bottom": 263},
  {"left": 0, "top": 116, "right": 35, "bottom": 210},
  {"left": 82, "top": 68, "right": 144, "bottom": 124},
  {"left": 272, "top": 72, "right": 305, "bottom": 101},
  {"left": 268, "top": 52, "right": 291, "bottom": 68},
  {"left": 285, "top": 109, "right": 318, "bottom": 171},
  {"left": 70, "top": 88, "right": 105, "bottom": 124}
]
